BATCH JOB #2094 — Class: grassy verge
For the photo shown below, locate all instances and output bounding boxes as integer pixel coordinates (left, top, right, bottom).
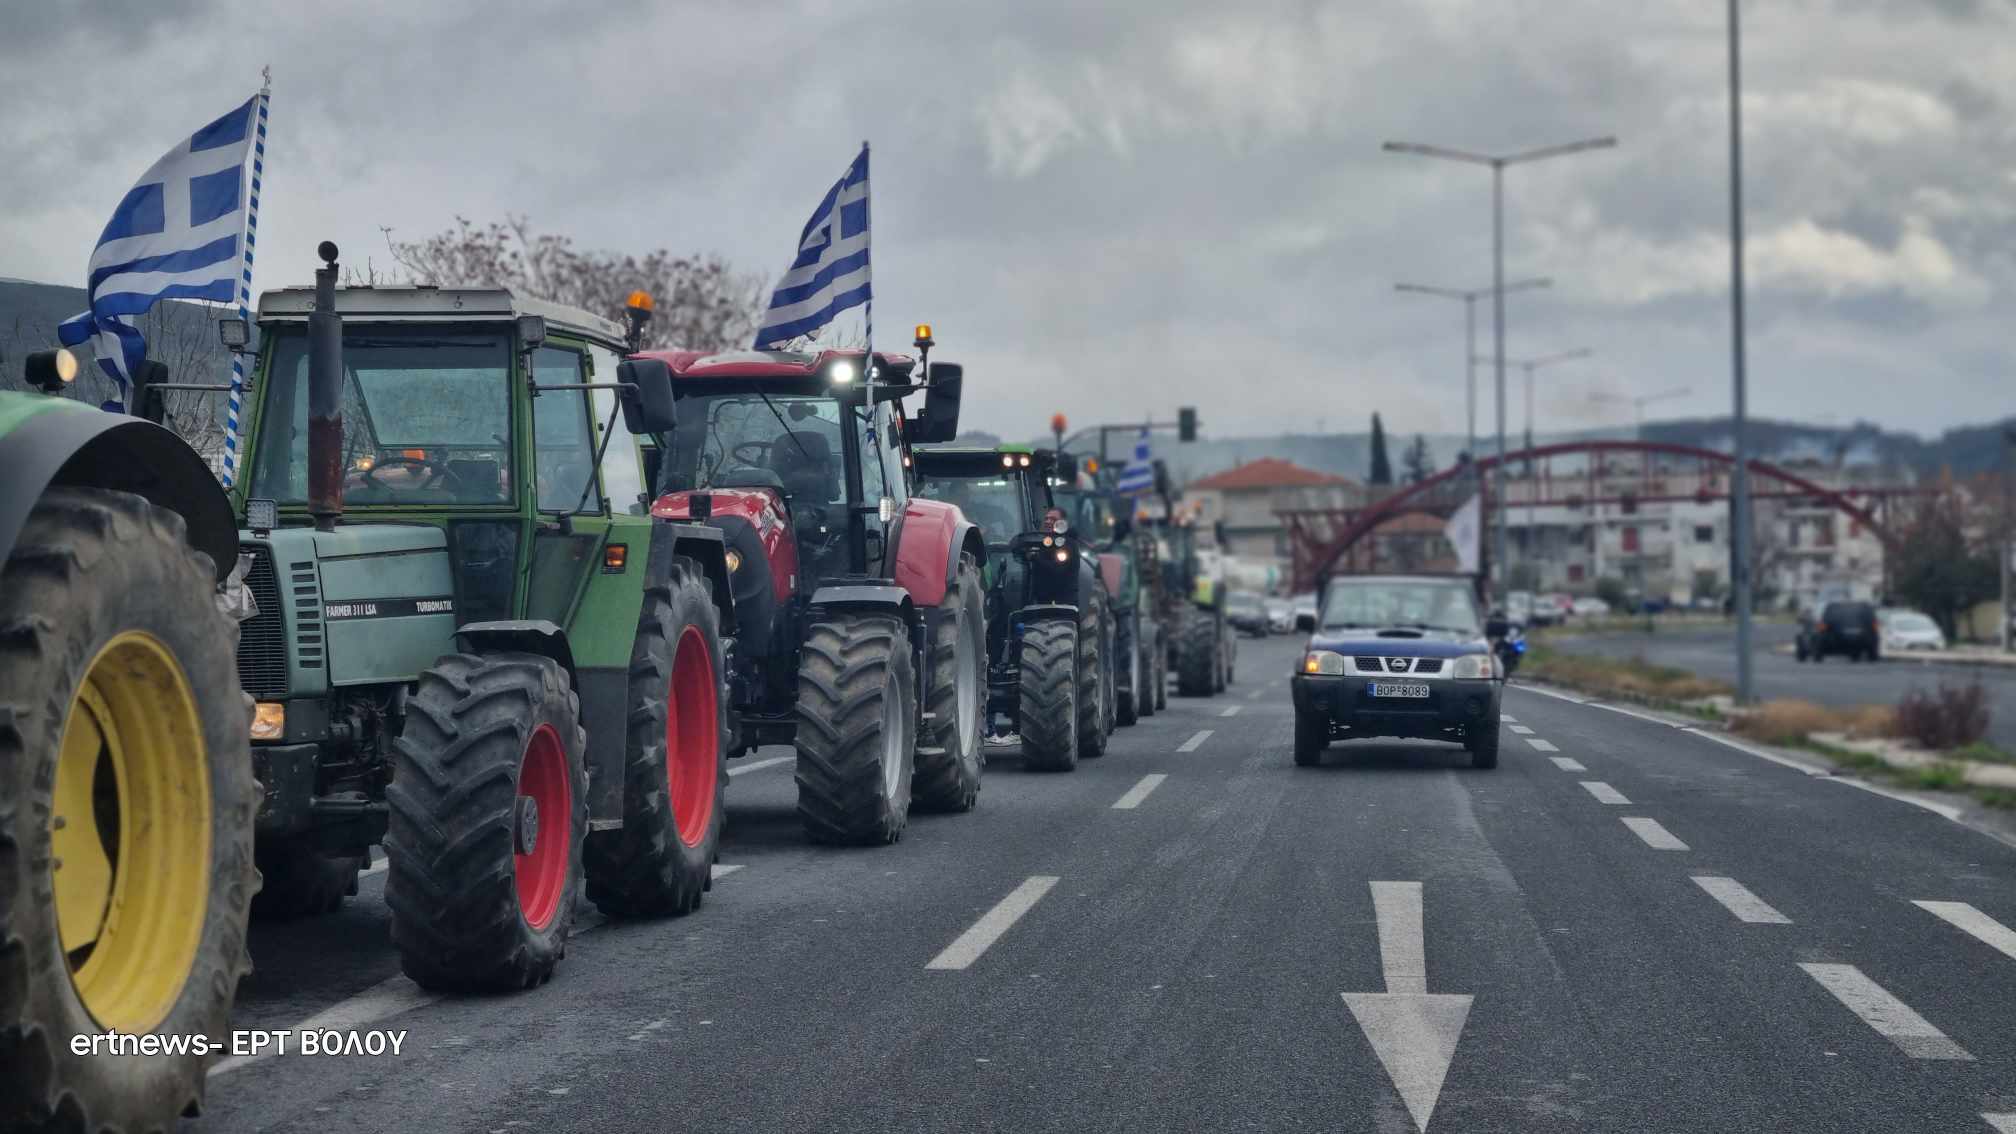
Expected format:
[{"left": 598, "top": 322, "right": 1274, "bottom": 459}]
[
  {"left": 1521, "top": 644, "right": 1732, "bottom": 705},
  {"left": 1791, "top": 736, "right": 2014, "bottom": 810}
]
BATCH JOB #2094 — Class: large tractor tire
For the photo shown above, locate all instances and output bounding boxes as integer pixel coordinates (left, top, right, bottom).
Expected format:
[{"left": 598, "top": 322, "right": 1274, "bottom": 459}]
[
  {"left": 915, "top": 554, "right": 986, "bottom": 812},
  {"left": 1, "top": 487, "right": 256, "bottom": 1132},
  {"left": 1152, "top": 625, "right": 1169, "bottom": 711},
  {"left": 1115, "top": 616, "right": 1141, "bottom": 727},
  {"left": 250, "top": 838, "right": 364, "bottom": 920},
  {"left": 1077, "top": 595, "right": 1110, "bottom": 759},
  {"left": 585, "top": 556, "right": 726, "bottom": 919},
  {"left": 1176, "top": 611, "right": 1217, "bottom": 697},
  {"left": 1220, "top": 621, "right": 1236, "bottom": 690},
  {"left": 795, "top": 612, "right": 916, "bottom": 845},
  {"left": 1018, "top": 620, "right": 1079, "bottom": 771},
  {"left": 1135, "top": 625, "right": 1158, "bottom": 718},
  {"left": 386, "top": 652, "right": 587, "bottom": 992}
]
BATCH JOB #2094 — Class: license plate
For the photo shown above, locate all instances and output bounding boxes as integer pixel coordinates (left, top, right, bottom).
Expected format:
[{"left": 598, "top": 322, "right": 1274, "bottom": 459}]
[{"left": 1369, "top": 682, "right": 1430, "bottom": 699}]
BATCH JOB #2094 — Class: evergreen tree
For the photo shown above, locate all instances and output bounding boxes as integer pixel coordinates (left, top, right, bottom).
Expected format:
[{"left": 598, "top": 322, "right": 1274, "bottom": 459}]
[
  {"left": 1369, "top": 413, "right": 1393, "bottom": 485},
  {"left": 1402, "top": 434, "right": 1436, "bottom": 484}
]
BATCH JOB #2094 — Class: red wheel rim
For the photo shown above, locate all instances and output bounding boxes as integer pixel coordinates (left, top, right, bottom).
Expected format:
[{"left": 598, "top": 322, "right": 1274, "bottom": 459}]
[
  {"left": 514, "top": 723, "right": 571, "bottom": 931},
  {"left": 667, "top": 625, "right": 720, "bottom": 848}
]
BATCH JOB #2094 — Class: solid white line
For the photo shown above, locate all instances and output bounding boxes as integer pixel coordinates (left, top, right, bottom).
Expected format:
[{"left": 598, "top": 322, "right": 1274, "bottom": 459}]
[
  {"left": 1549, "top": 756, "right": 1587, "bottom": 772},
  {"left": 1499, "top": 714, "right": 1517, "bottom": 723},
  {"left": 1580, "top": 781, "right": 1631, "bottom": 805},
  {"left": 1369, "top": 881, "right": 1427, "bottom": 994},
  {"left": 1220, "top": 705, "right": 1242, "bottom": 717},
  {"left": 1509, "top": 725, "right": 1535, "bottom": 735},
  {"left": 1678, "top": 727, "right": 1825, "bottom": 776},
  {"left": 1514, "top": 683, "right": 1587, "bottom": 704},
  {"left": 1825, "top": 776, "right": 1965, "bottom": 822},
  {"left": 710, "top": 864, "right": 745, "bottom": 879},
  {"left": 1914, "top": 901, "right": 2016, "bottom": 964},
  {"left": 925, "top": 876, "right": 1060, "bottom": 971},
  {"left": 1524, "top": 737, "right": 1559, "bottom": 752},
  {"left": 1983, "top": 1113, "right": 2016, "bottom": 1133},
  {"left": 1111, "top": 774, "right": 1168, "bottom": 810},
  {"left": 1178, "top": 729, "right": 1213, "bottom": 752},
  {"left": 1594, "top": 702, "right": 1684, "bottom": 728},
  {"left": 1798, "top": 962, "right": 1974, "bottom": 1060},
  {"left": 729, "top": 755, "right": 793, "bottom": 777},
  {"left": 1621, "top": 816, "right": 1688, "bottom": 850},
  {"left": 1691, "top": 876, "right": 1792, "bottom": 924},
  {"left": 210, "top": 975, "right": 437, "bottom": 1076}
]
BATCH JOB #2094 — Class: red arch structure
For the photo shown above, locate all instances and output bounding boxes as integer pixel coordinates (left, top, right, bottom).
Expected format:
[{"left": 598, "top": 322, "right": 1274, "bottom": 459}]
[{"left": 1278, "top": 440, "right": 1923, "bottom": 593}]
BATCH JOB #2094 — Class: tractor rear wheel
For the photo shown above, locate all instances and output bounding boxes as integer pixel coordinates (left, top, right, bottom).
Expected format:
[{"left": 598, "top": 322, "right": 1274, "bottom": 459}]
[
  {"left": 795, "top": 613, "right": 916, "bottom": 845},
  {"left": 585, "top": 556, "right": 726, "bottom": 918},
  {"left": 1, "top": 488, "right": 255, "bottom": 1132},
  {"left": 1077, "top": 595, "right": 1110, "bottom": 759},
  {"left": 1176, "top": 611, "right": 1216, "bottom": 696},
  {"left": 1153, "top": 626, "right": 1168, "bottom": 711},
  {"left": 915, "top": 554, "right": 985, "bottom": 812},
  {"left": 251, "top": 838, "right": 364, "bottom": 920},
  {"left": 387, "top": 652, "right": 587, "bottom": 991},
  {"left": 1116, "top": 617, "right": 1141, "bottom": 727},
  {"left": 1018, "top": 620, "right": 1079, "bottom": 771}
]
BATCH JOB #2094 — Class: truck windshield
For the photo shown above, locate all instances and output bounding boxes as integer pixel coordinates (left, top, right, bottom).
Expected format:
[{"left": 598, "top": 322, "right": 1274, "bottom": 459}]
[
  {"left": 247, "top": 325, "right": 513, "bottom": 505},
  {"left": 917, "top": 474, "right": 1025, "bottom": 545},
  {"left": 1320, "top": 578, "right": 1482, "bottom": 635},
  {"left": 659, "top": 391, "right": 845, "bottom": 505}
]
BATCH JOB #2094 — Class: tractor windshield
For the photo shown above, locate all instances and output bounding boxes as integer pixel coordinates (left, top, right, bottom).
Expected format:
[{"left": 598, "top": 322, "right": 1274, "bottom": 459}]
[
  {"left": 1053, "top": 488, "right": 1118, "bottom": 547},
  {"left": 658, "top": 391, "right": 846, "bottom": 504},
  {"left": 247, "top": 325, "right": 513, "bottom": 505},
  {"left": 917, "top": 473, "right": 1026, "bottom": 546}
]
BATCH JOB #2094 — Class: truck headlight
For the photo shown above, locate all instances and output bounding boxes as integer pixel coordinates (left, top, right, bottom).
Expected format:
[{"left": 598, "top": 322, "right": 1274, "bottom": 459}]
[
  {"left": 1303, "top": 650, "right": 1345, "bottom": 676},
  {"left": 1451, "top": 654, "right": 1495, "bottom": 680},
  {"left": 251, "top": 701, "right": 286, "bottom": 740}
]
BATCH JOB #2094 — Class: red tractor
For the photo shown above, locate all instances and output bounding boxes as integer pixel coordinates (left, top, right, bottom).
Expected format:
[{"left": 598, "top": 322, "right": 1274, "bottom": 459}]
[{"left": 624, "top": 341, "right": 986, "bottom": 844}]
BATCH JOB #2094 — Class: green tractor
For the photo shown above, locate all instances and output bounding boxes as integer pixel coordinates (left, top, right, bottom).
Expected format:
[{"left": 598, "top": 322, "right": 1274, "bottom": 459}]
[
  {"left": 912, "top": 445, "right": 1116, "bottom": 769},
  {"left": 1, "top": 349, "right": 258, "bottom": 1129},
  {"left": 223, "top": 244, "right": 732, "bottom": 990},
  {"left": 1141, "top": 461, "right": 1234, "bottom": 697},
  {"left": 1051, "top": 471, "right": 1155, "bottom": 726}
]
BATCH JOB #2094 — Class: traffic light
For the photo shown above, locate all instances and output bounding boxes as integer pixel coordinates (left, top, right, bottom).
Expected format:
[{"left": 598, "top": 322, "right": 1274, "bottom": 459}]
[{"left": 1178, "top": 406, "right": 1197, "bottom": 442}]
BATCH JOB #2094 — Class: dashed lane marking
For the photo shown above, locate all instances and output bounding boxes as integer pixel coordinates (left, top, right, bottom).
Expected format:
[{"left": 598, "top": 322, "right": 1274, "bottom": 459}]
[
  {"left": 1621, "top": 816, "right": 1688, "bottom": 850},
  {"left": 730, "top": 755, "right": 793, "bottom": 777},
  {"left": 1691, "top": 876, "right": 1791, "bottom": 924},
  {"left": 1178, "top": 730, "right": 1213, "bottom": 752},
  {"left": 711, "top": 864, "right": 746, "bottom": 879},
  {"left": 1549, "top": 756, "right": 1587, "bottom": 772},
  {"left": 1913, "top": 901, "right": 2016, "bottom": 964},
  {"left": 1112, "top": 774, "right": 1168, "bottom": 810},
  {"left": 1983, "top": 1113, "right": 2016, "bottom": 1133},
  {"left": 1524, "top": 738, "right": 1559, "bottom": 752},
  {"left": 926, "top": 876, "right": 1060, "bottom": 971},
  {"left": 1220, "top": 705, "right": 1242, "bottom": 717},
  {"left": 1798, "top": 963, "right": 1974, "bottom": 1061},
  {"left": 1579, "top": 781, "right": 1631, "bottom": 805},
  {"left": 1247, "top": 689, "right": 1264, "bottom": 701},
  {"left": 1499, "top": 714, "right": 1517, "bottom": 723},
  {"left": 1509, "top": 725, "right": 1535, "bottom": 735}
]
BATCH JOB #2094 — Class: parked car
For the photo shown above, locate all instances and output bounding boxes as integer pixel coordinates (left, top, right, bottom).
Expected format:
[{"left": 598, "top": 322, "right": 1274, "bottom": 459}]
[
  {"left": 1291, "top": 592, "right": 1319, "bottom": 631},
  {"left": 1531, "top": 593, "right": 1571, "bottom": 626},
  {"left": 1795, "top": 600, "right": 1880, "bottom": 662},
  {"left": 1570, "top": 596, "right": 1612, "bottom": 617},
  {"left": 1506, "top": 590, "right": 1534, "bottom": 628},
  {"left": 1226, "top": 590, "right": 1271, "bottom": 638},
  {"left": 1879, "top": 608, "right": 1946, "bottom": 652},
  {"left": 1264, "top": 596, "right": 1295, "bottom": 633}
]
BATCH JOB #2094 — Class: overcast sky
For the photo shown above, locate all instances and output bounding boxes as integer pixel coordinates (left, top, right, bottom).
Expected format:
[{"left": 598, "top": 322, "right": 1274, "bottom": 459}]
[{"left": 3, "top": 0, "right": 2011, "bottom": 443}]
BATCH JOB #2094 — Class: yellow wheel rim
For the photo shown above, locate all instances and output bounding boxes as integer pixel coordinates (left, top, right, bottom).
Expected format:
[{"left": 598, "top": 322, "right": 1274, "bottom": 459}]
[{"left": 50, "top": 631, "right": 211, "bottom": 1033}]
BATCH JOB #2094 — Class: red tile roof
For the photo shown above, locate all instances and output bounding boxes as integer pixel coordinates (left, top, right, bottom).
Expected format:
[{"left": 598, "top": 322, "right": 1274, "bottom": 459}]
[{"left": 1187, "top": 458, "right": 1354, "bottom": 491}]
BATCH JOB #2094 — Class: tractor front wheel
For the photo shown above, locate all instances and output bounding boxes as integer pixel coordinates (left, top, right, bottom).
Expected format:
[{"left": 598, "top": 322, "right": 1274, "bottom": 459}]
[
  {"left": 915, "top": 554, "right": 985, "bottom": 812},
  {"left": 1018, "top": 620, "right": 1079, "bottom": 771},
  {"left": 795, "top": 613, "right": 916, "bottom": 845},
  {"left": 586, "top": 556, "right": 726, "bottom": 918},
  {"left": 387, "top": 652, "right": 587, "bottom": 991},
  {"left": 1, "top": 488, "right": 256, "bottom": 1131},
  {"left": 1116, "top": 617, "right": 1141, "bottom": 727},
  {"left": 1176, "top": 611, "right": 1216, "bottom": 696},
  {"left": 1077, "top": 595, "right": 1110, "bottom": 759}
]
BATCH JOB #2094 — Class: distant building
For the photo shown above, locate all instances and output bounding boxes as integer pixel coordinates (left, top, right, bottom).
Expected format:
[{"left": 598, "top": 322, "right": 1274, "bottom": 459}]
[{"left": 1184, "top": 458, "right": 1366, "bottom": 579}]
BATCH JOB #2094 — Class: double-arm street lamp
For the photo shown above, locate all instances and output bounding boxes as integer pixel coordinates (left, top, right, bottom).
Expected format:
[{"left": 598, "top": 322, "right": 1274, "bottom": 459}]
[
  {"left": 1594, "top": 385, "right": 1692, "bottom": 439},
  {"left": 1384, "top": 135, "right": 1618, "bottom": 599},
  {"left": 1394, "top": 278, "right": 1551, "bottom": 462},
  {"left": 1502, "top": 348, "right": 1593, "bottom": 457}
]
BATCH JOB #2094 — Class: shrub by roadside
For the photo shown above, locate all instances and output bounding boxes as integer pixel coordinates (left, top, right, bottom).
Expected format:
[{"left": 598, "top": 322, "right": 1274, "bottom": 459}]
[{"left": 1894, "top": 680, "right": 1989, "bottom": 750}]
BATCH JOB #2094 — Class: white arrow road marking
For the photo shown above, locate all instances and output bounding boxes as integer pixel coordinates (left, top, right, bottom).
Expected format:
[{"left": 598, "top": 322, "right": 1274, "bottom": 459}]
[
  {"left": 926, "top": 876, "right": 1059, "bottom": 971},
  {"left": 1548, "top": 756, "right": 1587, "bottom": 772},
  {"left": 1691, "top": 876, "right": 1791, "bottom": 924},
  {"left": 729, "top": 755, "right": 793, "bottom": 777},
  {"left": 1798, "top": 963, "right": 1973, "bottom": 1060},
  {"left": 210, "top": 975, "right": 437, "bottom": 1076},
  {"left": 1621, "top": 817, "right": 1688, "bottom": 850},
  {"left": 1220, "top": 705, "right": 1242, "bottom": 717},
  {"left": 1111, "top": 774, "right": 1167, "bottom": 810},
  {"left": 1178, "top": 729, "right": 1213, "bottom": 752},
  {"left": 1342, "top": 881, "right": 1472, "bottom": 1133},
  {"left": 1579, "top": 781, "right": 1631, "bottom": 805},
  {"left": 1914, "top": 901, "right": 2016, "bottom": 964},
  {"left": 1524, "top": 738, "right": 1559, "bottom": 752},
  {"left": 1983, "top": 1113, "right": 2016, "bottom": 1133}
]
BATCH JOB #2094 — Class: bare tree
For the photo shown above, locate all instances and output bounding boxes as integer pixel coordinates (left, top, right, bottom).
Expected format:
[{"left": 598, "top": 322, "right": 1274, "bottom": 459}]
[{"left": 383, "top": 216, "right": 766, "bottom": 352}]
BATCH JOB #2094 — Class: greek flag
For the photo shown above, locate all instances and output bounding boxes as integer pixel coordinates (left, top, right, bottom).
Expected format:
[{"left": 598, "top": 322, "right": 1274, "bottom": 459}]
[
  {"left": 752, "top": 144, "right": 871, "bottom": 349},
  {"left": 58, "top": 94, "right": 263, "bottom": 389},
  {"left": 1115, "top": 428, "right": 1156, "bottom": 496}
]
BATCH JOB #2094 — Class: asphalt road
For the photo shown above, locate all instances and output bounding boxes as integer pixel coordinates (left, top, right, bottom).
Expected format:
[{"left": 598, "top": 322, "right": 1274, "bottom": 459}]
[
  {"left": 1548, "top": 621, "right": 2016, "bottom": 752},
  {"left": 191, "top": 635, "right": 2016, "bottom": 1133}
]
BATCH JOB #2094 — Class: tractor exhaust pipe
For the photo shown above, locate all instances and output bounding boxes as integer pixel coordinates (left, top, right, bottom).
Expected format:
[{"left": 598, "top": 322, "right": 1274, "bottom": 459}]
[{"left": 308, "top": 241, "right": 344, "bottom": 531}]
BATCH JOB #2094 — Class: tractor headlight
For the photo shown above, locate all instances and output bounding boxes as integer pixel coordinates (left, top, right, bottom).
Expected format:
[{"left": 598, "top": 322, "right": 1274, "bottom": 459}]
[
  {"left": 724, "top": 549, "right": 742, "bottom": 573},
  {"left": 251, "top": 701, "right": 286, "bottom": 741},
  {"left": 1303, "top": 650, "right": 1345, "bottom": 676},
  {"left": 1451, "top": 653, "right": 1496, "bottom": 680},
  {"left": 1054, "top": 549, "right": 1069, "bottom": 563}
]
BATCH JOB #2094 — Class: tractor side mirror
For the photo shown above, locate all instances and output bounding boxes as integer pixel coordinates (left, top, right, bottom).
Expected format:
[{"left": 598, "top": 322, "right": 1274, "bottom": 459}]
[
  {"left": 911, "top": 361, "right": 962, "bottom": 443},
  {"left": 130, "top": 360, "right": 170, "bottom": 425},
  {"left": 616, "top": 358, "right": 678, "bottom": 434},
  {"left": 1052, "top": 452, "right": 1079, "bottom": 481}
]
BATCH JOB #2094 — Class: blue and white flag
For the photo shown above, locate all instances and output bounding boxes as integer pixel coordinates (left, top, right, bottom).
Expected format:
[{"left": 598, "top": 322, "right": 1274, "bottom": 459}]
[
  {"left": 59, "top": 94, "right": 264, "bottom": 389},
  {"left": 1115, "top": 428, "right": 1156, "bottom": 496},
  {"left": 752, "top": 144, "right": 871, "bottom": 349}
]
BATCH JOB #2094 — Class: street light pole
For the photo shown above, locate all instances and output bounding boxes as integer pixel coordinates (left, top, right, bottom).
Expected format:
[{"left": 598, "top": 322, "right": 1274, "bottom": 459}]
[
  {"left": 1393, "top": 278, "right": 1551, "bottom": 464},
  {"left": 1500, "top": 348, "right": 1592, "bottom": 582},
  {"left": 1384, "top": 135, "right": 1619, "bottom": 603},
  {"left": 1728, "top": 0, "right": 1755, "bottom": 705}
]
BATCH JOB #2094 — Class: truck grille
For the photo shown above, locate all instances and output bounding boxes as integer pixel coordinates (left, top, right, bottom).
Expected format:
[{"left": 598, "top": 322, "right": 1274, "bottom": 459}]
[{"left": 237, "top": 544, "right": 288, "bottom": 698}]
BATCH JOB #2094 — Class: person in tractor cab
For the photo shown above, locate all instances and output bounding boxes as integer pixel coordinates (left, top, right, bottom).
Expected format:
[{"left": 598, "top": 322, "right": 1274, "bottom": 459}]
[{"left": 1043, "top": 506, "right": 1068, "bottom": 533}]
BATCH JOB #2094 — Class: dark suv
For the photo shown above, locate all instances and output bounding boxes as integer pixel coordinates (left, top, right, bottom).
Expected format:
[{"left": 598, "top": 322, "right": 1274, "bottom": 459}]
[{"left": 1796, "top": 601, "right": 1880, "bottom": 662}]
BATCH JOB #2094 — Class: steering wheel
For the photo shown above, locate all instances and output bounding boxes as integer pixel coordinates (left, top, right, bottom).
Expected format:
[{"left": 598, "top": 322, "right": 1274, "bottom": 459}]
[
  {"left": 360, "top": 454, "right": 460, "bottom": 493},
  {"left": 731, "top": 440, "right": 774, "bottom": 465}
]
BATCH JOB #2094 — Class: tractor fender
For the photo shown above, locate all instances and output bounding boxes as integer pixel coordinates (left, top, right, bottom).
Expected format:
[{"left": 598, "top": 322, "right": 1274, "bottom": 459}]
[
  {"left": 890, "top": 497, "right": 978, "bottom": 607},
  {"left": 453, "top": 620, "right": 578, "bottom": 689},
  {"left": 1015, "top": 602, "right": 1080, "bottom": 625},
  {"left": 807, "top": 584, "right": 913, "bottom": 619},
  {"left": 0, "top": 401, "right": 235, "bottom": 580},
  {"left": 650, "top": 519, "right": 737, "bottom": 636}
]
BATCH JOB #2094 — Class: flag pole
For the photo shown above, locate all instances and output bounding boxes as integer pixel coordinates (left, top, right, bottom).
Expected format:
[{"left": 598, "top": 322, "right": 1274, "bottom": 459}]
[
  {"left": 859, "top": 140, "right": 872, "bottom": 398},
  {"left": 221, "top": 68, "right": 270, "bottom": 488}
]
